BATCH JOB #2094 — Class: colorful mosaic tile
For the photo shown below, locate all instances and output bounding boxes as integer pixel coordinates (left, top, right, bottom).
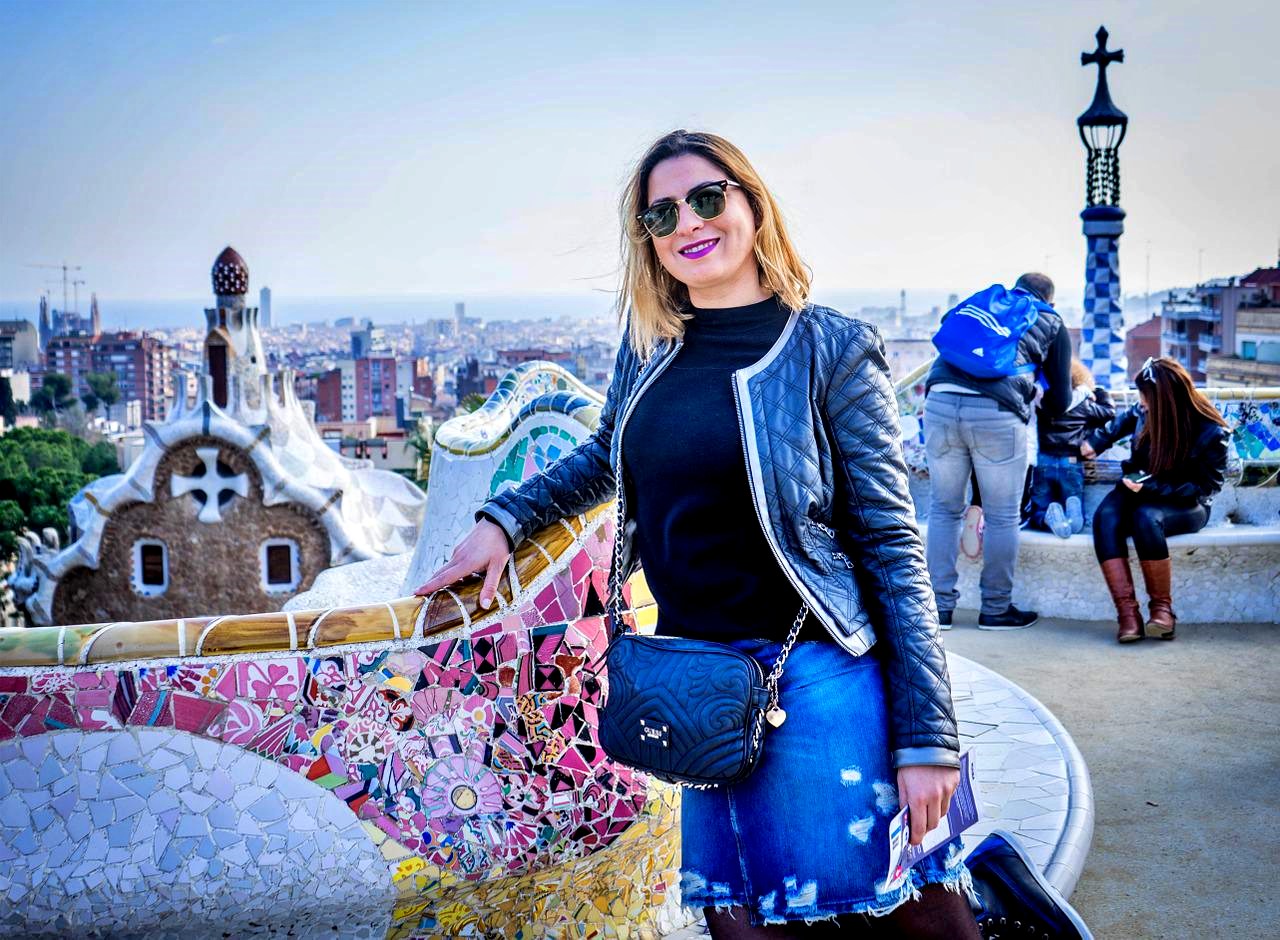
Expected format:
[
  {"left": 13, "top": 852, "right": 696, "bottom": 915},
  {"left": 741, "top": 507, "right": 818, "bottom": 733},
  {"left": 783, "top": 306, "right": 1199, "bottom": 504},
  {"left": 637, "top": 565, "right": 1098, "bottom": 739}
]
[{"left": 0, "top": 534, "right": 681, "bottom": 937}]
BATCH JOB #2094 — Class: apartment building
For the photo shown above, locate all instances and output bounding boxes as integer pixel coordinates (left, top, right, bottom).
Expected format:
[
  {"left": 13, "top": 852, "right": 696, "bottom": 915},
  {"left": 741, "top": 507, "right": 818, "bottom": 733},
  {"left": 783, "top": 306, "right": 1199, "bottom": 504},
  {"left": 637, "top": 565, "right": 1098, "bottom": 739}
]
[{"left": 1205, "top": 267, "right": 1280, "bottom": 387}]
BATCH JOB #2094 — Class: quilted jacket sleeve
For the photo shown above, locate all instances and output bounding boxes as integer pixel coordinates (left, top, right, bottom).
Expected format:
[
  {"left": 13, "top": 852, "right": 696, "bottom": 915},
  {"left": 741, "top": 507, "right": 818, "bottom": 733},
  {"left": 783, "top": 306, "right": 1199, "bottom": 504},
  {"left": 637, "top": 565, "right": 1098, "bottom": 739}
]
[
  {"left": 1086, "top": 402, "right": 1140, "bottom": 456},
  {"left": 477, "top": 337, "right": 632, "bottom": 549},
  {"left": 1080, "top": 388, "right": 1116, "bottom": 428},
  {"left": 823, "top": 323, "right": 959, "bottom": 769}
]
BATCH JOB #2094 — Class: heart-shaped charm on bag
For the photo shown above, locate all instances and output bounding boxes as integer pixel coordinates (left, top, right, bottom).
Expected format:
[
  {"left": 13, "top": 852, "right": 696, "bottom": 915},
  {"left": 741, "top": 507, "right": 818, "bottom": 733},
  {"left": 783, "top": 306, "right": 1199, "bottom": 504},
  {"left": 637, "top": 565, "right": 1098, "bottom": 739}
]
[{"left": 766, "top": 706, "right": 787, "bottom": 728}]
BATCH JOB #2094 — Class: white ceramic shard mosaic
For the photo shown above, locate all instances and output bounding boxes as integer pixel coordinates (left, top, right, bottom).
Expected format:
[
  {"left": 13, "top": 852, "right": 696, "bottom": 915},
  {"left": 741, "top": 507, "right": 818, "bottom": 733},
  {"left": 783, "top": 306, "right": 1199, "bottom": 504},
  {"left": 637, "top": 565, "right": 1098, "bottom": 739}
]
[{"left": 0, "top": 730, "right": 393, "bottom": 938}]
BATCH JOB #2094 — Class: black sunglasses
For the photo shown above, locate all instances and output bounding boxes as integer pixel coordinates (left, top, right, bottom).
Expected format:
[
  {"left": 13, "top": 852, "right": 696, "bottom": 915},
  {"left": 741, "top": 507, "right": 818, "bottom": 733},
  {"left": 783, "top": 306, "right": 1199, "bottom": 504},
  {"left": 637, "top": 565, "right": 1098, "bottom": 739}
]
[{"left": 637, "top": 179, "right": 741, "bottom": 238}]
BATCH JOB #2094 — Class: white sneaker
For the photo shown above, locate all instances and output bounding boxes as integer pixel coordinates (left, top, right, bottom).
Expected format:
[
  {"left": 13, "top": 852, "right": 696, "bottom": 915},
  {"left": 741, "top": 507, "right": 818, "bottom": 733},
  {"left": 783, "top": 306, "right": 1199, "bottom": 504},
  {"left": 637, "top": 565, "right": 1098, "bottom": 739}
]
[
  {"left": 1045, "top": 502, "right": 1072, "bottom": 539},
  {"left": 960, "top": 505, "right": 984, "bottom": 560},
  {"left": 1065, "top": 495, "right": 1084, "bottom": 533}
]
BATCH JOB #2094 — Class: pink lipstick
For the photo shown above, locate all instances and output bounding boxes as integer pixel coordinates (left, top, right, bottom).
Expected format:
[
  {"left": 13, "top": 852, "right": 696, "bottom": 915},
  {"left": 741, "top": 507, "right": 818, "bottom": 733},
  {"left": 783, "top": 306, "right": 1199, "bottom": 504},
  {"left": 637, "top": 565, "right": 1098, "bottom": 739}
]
[{"left": 678, "top": 238, "right": 719, "bottom": 260}]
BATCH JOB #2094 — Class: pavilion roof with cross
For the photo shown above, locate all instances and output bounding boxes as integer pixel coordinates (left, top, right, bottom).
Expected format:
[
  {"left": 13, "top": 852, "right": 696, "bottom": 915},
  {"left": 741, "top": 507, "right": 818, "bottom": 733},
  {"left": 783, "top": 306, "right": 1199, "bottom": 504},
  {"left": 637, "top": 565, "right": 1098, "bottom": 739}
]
[{"left": 10, "top": 297, "right": 427, "bottom": 626}]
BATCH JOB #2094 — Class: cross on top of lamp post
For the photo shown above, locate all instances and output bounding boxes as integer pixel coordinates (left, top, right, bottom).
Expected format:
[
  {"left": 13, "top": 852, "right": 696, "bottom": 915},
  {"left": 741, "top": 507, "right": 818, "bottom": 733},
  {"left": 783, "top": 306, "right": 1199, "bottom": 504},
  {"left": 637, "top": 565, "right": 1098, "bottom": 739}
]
[
  {"left": 1082, "top": 25, "right": 1123, "bottom": 75},
  {"left": 1078, "top": 25, "right": 1127, "bottom": 131}
]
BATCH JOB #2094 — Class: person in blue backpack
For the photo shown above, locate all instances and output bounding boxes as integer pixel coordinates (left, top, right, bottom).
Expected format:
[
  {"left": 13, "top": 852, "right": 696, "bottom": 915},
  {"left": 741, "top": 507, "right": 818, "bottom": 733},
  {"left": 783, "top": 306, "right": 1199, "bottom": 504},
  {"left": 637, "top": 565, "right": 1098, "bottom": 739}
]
[{"left": 923, "top": 274, "right": 1072, "bottom": 629}]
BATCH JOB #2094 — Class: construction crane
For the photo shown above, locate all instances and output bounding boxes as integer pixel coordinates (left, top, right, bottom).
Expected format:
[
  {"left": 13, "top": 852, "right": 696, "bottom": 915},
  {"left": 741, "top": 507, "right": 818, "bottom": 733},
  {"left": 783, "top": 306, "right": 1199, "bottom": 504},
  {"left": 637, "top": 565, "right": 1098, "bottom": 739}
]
[
  {"left": 26, "top": 262, "right": 82, "bottom": 314},
  {"left": 70, "top": 279, "right": 86, "bottom": 313}
]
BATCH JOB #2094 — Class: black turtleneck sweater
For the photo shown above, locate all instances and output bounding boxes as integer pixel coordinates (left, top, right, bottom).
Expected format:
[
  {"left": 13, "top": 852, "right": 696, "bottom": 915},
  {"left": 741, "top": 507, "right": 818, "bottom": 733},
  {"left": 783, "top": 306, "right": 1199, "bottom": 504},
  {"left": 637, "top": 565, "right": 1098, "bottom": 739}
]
[{"left": 620, "top": 296, "right": 809, "bottom": 643}]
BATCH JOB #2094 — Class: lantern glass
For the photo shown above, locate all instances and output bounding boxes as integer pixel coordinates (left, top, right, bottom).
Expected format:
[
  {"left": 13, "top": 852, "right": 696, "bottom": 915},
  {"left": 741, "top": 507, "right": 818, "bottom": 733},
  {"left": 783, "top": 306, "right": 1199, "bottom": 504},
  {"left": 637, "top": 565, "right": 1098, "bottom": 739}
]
[{"left": 1082, "top": 122, "right": 1125, "bottom": 153}]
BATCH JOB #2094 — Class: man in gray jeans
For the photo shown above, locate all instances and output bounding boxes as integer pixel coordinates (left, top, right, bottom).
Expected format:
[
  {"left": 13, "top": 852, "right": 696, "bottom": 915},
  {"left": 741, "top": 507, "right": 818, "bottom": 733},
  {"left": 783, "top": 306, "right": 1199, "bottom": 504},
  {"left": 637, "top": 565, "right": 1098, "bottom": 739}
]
[{"left": 924, "top": 273, "right": 1072, "bottom": 629}]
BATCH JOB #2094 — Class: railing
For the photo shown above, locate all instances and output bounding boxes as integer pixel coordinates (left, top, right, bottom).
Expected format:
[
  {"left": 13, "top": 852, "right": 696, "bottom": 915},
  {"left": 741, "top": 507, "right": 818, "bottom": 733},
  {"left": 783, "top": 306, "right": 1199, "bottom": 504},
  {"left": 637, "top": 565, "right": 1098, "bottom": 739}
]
[
  {"left": 1161, "top": 329, "right": 1190, "bottom": 346},
  {"left": 1198, "top": 333, "right": 1223, "bottom": 352},
  {"left": 1161, "top": 303, "right": 1221, "bottom": 323}
]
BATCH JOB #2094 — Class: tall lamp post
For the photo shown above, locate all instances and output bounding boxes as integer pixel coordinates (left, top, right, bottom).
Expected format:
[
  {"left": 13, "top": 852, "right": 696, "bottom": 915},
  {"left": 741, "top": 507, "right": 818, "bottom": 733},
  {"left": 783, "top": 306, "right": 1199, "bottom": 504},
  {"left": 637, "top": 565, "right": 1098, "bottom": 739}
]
[{"left": 1078, "top": 26, "right": 1129, "bottom": 389}]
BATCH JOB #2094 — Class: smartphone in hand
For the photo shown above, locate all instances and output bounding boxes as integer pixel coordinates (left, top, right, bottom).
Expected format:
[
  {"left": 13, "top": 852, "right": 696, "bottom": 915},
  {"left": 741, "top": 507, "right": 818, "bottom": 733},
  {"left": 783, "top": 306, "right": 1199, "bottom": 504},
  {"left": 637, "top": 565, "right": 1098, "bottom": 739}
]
[{"left": 1124, "top": 471, "right": 1152, "bottom": 483}]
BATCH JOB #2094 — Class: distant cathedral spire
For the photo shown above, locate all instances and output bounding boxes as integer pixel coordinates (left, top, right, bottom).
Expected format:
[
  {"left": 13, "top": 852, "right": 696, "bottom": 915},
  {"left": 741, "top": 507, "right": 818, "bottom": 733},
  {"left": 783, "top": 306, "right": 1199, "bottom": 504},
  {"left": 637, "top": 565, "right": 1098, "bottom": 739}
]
[
  {"left": 90, "top": 293, "right": 101, "bottom": 337},
  {"left": 38, "top": 295, "right": 51, "bottom": 352}
]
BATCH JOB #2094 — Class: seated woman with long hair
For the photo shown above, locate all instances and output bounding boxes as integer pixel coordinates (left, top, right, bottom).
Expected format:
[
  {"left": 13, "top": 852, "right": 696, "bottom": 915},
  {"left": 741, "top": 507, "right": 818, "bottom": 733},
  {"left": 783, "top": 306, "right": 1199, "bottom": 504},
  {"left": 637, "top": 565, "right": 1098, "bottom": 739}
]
[{"left": 1081, "top": 357, "right": 1230, "bottom": 642}]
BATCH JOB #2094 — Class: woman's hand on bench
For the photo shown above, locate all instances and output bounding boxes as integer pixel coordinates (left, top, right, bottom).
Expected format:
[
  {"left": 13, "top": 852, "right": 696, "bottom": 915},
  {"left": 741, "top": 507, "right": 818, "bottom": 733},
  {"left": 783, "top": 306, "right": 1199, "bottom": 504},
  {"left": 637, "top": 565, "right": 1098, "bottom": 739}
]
[{"left": 414, "top": 519, "right": 512, "bottom": 608}]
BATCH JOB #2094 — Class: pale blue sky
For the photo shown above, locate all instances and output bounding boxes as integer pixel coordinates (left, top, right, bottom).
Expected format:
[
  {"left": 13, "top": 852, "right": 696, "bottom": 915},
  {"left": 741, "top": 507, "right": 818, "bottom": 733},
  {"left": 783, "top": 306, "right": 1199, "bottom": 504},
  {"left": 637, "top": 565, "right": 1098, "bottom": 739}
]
[{"left": 1, "top": 0, "right": 1277, "bottom": 310}]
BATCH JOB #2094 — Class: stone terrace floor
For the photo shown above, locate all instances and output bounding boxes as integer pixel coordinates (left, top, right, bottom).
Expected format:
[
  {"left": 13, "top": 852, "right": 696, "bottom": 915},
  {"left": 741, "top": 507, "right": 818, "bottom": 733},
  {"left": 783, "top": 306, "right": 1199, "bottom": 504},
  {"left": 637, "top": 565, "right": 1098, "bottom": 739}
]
[
  {"left": 945, "top": 613, "right": 1278, "bottom": 939},
  {"left": 668, "top": 615, "right": 1278, "bottom": 939}
]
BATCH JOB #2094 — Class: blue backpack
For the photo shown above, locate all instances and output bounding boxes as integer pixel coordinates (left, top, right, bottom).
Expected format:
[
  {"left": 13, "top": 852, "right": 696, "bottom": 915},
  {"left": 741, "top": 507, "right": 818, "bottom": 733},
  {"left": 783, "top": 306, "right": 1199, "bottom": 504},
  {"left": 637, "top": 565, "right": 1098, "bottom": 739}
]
[{"left": 932, "top": 285, "right": 1049, "bottom": 379}]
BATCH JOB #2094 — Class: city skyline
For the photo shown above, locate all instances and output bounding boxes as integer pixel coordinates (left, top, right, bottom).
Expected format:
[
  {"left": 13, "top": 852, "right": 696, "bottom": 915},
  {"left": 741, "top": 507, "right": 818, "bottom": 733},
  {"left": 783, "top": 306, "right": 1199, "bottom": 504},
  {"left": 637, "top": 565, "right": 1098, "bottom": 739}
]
[{"left": 2, "top": 1, "right": 1277, "bottom": 307}]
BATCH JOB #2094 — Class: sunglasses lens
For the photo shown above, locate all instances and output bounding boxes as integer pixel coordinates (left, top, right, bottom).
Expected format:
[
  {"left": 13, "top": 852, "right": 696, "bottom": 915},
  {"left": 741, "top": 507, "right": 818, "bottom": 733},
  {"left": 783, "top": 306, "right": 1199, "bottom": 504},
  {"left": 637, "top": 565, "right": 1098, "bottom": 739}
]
[
  {"left": 641, "top": 203, "right": 677, "bottom": 237},
  {"left": 688, "top": 184, "right": 727, "bottom": 221}
]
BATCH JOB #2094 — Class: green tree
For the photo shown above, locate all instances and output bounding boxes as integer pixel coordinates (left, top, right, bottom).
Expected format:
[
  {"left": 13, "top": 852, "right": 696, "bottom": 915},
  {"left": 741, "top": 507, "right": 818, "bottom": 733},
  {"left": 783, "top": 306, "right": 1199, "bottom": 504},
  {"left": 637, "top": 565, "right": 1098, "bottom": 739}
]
[
  {"left": 460, "top": 392, "right": 487, "bottom": 414},
  {"left": 406, "top": 425, "right": 434, "bottom": 489},
  {"left": 30, "top": 373, "right": 76, "bottom": 416},
  {"left": 0, "top": 378, "right": 16, "bottom": 427},
  {"left": 84, "top": 372, "right": 121, "bottom": 415},
  {"left": 0, "top": 427, "right": 119, "bottom": 557},
  {"left": 0, "top": 500, "right": 23, "bottom": 557},
  {"left": 82, "top": 441, "right": 119, "bottom": 477}
]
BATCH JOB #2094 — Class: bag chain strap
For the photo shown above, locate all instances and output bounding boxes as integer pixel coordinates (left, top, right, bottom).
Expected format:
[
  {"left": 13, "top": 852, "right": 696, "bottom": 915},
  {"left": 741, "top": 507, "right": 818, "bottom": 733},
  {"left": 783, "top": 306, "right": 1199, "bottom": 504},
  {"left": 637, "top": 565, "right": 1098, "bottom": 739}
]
[{"left": 607, "top": 353, "right": 809, "bottom": 735}]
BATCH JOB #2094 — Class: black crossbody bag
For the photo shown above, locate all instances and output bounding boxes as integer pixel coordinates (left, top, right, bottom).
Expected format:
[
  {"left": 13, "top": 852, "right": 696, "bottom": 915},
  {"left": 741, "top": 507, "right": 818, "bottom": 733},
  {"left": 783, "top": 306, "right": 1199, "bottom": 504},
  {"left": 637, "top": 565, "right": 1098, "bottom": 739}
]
[{"left": 597, "top": 358, "right": 807, "bottom": 788}]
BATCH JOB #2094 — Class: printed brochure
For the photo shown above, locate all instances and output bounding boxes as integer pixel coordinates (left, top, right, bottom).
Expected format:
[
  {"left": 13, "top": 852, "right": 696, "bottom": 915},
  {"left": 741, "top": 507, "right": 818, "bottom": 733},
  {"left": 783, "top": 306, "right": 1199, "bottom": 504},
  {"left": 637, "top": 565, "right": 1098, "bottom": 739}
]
[{"left": 884, "top": 751, "right": 981, "bottom": 891}]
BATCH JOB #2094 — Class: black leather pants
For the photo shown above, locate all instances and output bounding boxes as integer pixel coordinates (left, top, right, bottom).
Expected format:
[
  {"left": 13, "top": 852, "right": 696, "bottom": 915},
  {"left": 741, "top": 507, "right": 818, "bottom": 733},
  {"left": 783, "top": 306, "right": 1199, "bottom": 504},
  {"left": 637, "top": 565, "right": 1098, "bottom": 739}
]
[{"left": 1091, "top": 486, "right": 1209, "bottom": 562}]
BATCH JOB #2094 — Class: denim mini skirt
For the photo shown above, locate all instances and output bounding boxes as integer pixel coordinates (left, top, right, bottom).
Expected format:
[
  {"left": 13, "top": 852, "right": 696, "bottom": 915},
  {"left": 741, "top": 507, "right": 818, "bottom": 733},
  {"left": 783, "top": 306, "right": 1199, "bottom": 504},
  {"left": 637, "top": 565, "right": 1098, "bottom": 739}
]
[{"left": 679, "top": 639, "right": 971, "bottom": 925}]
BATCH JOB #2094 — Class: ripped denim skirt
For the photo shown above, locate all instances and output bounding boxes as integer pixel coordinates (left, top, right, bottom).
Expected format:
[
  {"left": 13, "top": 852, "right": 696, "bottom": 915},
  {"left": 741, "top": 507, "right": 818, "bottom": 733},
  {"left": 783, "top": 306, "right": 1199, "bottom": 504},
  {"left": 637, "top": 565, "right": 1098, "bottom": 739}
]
[{"left": 679, "top": 639, "right": 971, "bottom": 926}]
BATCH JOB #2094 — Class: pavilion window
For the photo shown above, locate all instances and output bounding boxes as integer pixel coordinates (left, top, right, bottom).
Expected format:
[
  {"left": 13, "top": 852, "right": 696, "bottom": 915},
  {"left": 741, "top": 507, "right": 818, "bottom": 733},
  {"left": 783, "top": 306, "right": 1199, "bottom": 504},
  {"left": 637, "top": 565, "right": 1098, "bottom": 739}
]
[
  {"left": 132, "top": 540, "right": 169, "bottom": 596},
  {"left": 261, "top": 539, "right": 300, "bottom": 593}
]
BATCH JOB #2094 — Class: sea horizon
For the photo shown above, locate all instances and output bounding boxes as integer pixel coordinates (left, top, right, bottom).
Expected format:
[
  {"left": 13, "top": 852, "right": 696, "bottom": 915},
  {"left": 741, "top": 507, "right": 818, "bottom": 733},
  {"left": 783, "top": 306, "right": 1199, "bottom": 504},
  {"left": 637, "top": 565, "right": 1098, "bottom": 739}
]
[{"left": 0, "top": 286, "right": 1112, "bottom": 332}]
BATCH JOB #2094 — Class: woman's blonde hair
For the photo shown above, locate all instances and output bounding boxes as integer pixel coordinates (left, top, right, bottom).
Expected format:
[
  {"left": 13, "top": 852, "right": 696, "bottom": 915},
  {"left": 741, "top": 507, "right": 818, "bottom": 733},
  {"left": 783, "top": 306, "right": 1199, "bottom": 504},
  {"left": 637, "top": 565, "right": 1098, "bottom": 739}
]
[
  {"left": 1069, "top": 358, "right": 1093, "bottom": 389},
  {"left": 617, "top": 130, "right": 811, "bottom": 358}
]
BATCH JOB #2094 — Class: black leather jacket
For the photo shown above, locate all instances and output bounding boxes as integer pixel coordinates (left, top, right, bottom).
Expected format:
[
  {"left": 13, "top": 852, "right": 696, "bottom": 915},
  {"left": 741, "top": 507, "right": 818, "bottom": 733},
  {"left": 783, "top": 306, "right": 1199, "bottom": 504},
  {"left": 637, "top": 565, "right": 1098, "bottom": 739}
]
[
  {"left": 1038, "top": 387, "right": 1115, "bottom": 457},
  {"left": 1086, "top": 403, "right": 1231, "bottom": 506},
  {"left": 480, "top": 304, "right": 958, "bottom": 769}
]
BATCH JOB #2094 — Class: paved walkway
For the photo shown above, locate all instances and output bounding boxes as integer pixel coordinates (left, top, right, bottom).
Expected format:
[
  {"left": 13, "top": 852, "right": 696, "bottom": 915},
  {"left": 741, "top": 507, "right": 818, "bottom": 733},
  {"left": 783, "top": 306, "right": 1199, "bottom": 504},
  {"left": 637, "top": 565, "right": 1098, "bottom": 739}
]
[
  {"left": 949, "top": 653, "right": 1091, "bottom": 894},
  {"left": 945, "top": 613, "right": 1280, "bottom": 940}
]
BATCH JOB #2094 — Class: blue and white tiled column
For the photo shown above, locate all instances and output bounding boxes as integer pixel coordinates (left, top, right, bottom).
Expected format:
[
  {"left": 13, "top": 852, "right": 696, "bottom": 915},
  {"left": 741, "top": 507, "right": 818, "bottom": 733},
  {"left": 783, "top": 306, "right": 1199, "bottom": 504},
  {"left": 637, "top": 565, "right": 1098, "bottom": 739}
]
[{"left": 1080, "top": 207, "right": 1127, "bottom": 389}]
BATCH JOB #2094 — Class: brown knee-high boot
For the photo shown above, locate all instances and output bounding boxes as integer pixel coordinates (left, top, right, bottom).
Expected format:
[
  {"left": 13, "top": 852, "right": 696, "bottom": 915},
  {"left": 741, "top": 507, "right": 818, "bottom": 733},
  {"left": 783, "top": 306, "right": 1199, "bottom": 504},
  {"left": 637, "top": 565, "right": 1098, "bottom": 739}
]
[
  {"left": 1101, "top": 558, "right": 1143, "bottom": 643},
  {"left": 1139, "top": 558, "right": 1176, "bottom": 640}
]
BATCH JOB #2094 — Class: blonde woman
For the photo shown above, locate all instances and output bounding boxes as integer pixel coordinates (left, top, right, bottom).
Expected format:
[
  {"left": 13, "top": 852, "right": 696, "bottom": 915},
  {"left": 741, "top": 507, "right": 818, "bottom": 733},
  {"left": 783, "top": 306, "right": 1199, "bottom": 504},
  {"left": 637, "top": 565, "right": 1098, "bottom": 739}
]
[{"left": 417, "top": 131, "right": 984, "bottom": 936}]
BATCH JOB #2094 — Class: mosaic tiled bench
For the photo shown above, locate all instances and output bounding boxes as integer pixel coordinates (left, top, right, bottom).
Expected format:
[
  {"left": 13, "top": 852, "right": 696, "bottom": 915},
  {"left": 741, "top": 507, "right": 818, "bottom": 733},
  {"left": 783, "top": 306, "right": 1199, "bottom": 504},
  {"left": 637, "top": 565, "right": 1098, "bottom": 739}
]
[
  {"left": 660, "top": 651, "right": 1094, "bottom": 938},
  {"left": 0, "top": 359, "right": 699, "bottom": 939}
]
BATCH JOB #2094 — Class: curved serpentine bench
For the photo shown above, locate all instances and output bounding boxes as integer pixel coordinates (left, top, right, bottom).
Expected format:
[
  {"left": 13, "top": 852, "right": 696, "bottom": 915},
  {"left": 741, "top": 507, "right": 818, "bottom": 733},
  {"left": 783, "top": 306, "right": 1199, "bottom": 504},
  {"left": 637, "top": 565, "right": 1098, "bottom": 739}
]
[{"left": 0, "top": 359, "right": 1100, "bottom": 937}]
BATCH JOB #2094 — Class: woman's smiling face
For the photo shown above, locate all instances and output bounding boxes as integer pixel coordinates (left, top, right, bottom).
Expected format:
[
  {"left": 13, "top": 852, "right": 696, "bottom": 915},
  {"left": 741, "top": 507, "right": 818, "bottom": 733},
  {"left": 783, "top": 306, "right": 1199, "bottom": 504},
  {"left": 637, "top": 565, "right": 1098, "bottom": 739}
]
[{"left": 645, "top": 153, "right": 761, "bottom": 304}]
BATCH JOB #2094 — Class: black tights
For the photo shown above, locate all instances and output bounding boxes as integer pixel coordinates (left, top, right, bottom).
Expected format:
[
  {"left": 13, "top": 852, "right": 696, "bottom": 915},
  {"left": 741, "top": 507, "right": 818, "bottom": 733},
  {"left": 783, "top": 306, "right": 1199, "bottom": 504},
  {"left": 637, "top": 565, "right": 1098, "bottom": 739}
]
[
  {"left": 1091, "top": 486, "right": 1209, "bottom": 562},
  {"left": 704, "top": 884, "right": 981, "bottom": 940}
]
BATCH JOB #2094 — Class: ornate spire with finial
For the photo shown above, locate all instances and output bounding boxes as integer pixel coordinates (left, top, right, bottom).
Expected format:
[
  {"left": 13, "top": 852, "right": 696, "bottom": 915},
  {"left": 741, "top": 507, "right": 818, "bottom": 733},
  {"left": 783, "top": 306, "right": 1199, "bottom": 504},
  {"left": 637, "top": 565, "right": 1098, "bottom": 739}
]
[
  {"left": 1079, "top": 27, "right": 1127, "bottom": 128},
  {"left": 1078, "top": 26, "right": 1128, "bottom": 207},
  {"left": 1076, "top": 26, "right": 1130, "bottom": 392},
  {"left": 211, "top": 246, "right": 249, "bottom": 296}
]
